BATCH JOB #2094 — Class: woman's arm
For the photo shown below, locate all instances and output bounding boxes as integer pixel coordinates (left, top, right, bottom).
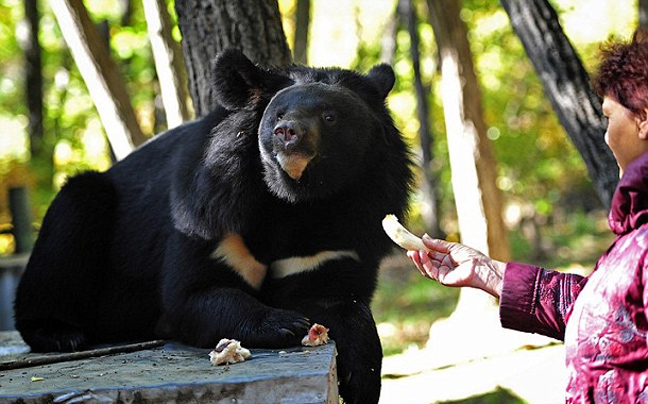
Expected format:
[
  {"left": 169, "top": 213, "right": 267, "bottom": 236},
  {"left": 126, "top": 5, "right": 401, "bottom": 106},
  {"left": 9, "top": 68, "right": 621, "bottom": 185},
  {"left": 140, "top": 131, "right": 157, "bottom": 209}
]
[
  {"left": 408, "top": 236, "right": 587, "bottom": 341},
  {"left": 407, "top": 236, "right": 505, "bottom": 298}
]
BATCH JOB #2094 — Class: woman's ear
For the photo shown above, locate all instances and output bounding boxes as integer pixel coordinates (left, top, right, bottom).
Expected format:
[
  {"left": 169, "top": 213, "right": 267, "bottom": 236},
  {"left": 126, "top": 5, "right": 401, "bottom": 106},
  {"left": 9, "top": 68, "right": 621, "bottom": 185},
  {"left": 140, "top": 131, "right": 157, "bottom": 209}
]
[{"left": 638, "top": 109, "right": 648, "bottom": 139}]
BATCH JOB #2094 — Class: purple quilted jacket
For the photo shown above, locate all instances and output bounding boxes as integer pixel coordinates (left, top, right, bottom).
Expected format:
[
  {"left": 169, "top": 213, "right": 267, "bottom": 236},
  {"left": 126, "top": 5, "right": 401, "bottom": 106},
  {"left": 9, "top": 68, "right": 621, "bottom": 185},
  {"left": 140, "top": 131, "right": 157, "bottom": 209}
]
[{"left": 500, "top": 151, "right": 648, "bottom": 403}]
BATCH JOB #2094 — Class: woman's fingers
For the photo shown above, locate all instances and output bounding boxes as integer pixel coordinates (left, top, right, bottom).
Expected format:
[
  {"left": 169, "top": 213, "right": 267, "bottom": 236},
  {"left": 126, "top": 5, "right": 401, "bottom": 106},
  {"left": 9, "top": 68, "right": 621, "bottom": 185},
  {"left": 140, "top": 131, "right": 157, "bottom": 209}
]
[
  {"left": 408, "top": 250, "right": 435, "bottom": 279},
  {"left": 407, "top": 250, "right": 426, "bottom": 277},
  {"left": 418, "top": 251, "right": 439, "bottom": 280},
  {"left": 421, "top": 235, "right": 454, "bottom": 254},
  {"left": 422, "top": 236, "right": 483, "bottom": 267},
  {"left": 408, "top": 245, "right": 457, "bottom": 279}
]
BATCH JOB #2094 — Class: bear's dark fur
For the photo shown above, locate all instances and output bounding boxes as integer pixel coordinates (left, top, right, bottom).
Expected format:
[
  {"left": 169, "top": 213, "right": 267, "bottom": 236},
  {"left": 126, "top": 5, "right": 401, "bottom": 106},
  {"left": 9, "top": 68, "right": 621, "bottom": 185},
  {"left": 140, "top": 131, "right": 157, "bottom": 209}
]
[{"left": 14, "top": 49, "right": 413, "bottom": 404}]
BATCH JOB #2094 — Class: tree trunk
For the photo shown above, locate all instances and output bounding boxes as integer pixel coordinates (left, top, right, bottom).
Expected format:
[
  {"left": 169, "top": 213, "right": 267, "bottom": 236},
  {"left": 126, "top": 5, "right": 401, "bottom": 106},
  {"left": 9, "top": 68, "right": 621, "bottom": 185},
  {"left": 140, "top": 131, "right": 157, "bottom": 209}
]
[
  {"left": 500, "top": 0, "right": 618, "bottom": 208},
  {"left": 143, "top": 0, "right": 192, "bottom": 129},
  {"left": 119, "top": 0, "right": 133, "bottom": 26},
  {"left": 175, "top": 0, "right": 292, "bottom": 116},
  {"left": 50, "top": 0, "right": 147, "bottom": 160},
  {"left": 427, "top": 0, "right": 509, "bottom": 261},
  {"left": 380, "top": 4, "right": 398, "bottom": 66},
  {"left": 640, "top": 0, "right": 648, "bottom": 28},
  {"left": 293, "top": 0, "right": 310, "bottom": 64},
  {"left": 25, "top": 0, "right": 43, "bottom": 159},
  {"left": 24, "top": 0, "right": 52, "bottom": 188},
  {"left": 401, "top": 0, "right": 443, "bottom": 238},
  {"left": 424, "top": 0, "right": 528, "bottom": 366}
]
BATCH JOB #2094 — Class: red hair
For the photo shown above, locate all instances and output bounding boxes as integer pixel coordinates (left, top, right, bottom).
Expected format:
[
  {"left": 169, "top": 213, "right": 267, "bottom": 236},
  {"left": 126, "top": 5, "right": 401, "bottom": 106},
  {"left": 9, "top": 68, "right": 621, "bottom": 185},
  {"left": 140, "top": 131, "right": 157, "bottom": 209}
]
[{"left": 593, "top": 29, "right": 648, "bottom": 119}]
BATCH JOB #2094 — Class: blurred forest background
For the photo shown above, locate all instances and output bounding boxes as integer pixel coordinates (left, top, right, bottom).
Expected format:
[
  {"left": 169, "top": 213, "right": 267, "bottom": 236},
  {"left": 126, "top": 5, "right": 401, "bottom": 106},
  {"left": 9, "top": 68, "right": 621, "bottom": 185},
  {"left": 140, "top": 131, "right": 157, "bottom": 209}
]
[{"left": 0, "top": 0, "right": 640, "bottom": 355}]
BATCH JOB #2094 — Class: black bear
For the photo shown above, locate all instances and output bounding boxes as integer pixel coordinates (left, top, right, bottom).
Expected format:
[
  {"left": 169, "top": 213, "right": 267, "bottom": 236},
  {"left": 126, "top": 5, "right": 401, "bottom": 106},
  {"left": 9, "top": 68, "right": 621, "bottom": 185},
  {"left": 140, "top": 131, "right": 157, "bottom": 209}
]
[{"left": 14, "top": 49, "right": 413, "bottom": 404}]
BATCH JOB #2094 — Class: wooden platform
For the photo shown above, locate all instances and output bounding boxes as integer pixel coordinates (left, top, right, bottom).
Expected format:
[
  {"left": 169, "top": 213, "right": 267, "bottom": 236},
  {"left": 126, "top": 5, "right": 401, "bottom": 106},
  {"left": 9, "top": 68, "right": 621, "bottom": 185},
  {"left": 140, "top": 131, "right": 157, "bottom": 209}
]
[{"left": 0, "top": 331, "right": 338, "bottom": 404}]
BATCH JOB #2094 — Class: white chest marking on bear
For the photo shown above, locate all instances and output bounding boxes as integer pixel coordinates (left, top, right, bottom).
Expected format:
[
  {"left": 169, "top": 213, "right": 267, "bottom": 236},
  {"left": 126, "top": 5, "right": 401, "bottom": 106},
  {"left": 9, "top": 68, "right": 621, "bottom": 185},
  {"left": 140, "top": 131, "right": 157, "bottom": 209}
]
[
  {"left": 270, "top": 250, "right": 360, "bottom": 279},
  {"left": 211, "top": 234, "right": 267, "bottom": 289}
]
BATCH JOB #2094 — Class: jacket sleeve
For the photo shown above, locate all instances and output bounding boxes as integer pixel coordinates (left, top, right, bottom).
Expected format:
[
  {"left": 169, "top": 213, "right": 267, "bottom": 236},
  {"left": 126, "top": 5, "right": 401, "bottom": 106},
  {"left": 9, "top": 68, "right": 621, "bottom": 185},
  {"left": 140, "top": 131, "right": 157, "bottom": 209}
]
[{"left": 499, "top": 262, "right": 587, "bottom": 341}]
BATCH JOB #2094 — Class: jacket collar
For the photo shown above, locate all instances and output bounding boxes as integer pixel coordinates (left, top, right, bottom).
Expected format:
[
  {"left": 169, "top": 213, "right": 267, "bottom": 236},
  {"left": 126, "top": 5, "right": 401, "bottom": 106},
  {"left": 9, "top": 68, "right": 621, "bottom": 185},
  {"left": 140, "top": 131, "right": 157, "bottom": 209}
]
[{"left": 609, "top": 150, "right": 648, "bottom": 235}]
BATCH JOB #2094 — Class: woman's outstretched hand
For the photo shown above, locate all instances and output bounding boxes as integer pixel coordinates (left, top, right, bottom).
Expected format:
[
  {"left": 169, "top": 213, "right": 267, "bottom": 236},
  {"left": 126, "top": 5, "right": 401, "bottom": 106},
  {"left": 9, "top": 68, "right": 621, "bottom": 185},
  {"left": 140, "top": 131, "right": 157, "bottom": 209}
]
[{"left": 407, "top": 236, "right": 506, "bottom": 299}]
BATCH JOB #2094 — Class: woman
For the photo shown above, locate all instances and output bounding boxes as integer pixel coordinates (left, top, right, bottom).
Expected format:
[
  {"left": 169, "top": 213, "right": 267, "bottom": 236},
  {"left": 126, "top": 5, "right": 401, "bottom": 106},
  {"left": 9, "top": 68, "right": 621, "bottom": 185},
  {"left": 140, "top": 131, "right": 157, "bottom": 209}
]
[{"left": 409, "top": 29, "right": 648, "bottom": 402}]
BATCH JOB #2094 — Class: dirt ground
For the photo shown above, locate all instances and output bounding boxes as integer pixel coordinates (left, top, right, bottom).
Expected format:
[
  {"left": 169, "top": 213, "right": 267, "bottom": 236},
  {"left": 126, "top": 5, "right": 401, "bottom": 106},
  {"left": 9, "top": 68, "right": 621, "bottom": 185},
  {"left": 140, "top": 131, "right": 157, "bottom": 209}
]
[
  {"left": 380, "top": 340, "right": 565, "bottom": 404},
  {"left": 377, "top": 254, "right": 567, "bottom": 404}
]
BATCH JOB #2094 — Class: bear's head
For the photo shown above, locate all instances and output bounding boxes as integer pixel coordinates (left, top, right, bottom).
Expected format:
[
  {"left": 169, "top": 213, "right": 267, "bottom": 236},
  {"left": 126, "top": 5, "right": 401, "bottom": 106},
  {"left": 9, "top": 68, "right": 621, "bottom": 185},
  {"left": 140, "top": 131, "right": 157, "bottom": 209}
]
[{"left": 212, "top": 49, "right": 398, "bottom": 203}]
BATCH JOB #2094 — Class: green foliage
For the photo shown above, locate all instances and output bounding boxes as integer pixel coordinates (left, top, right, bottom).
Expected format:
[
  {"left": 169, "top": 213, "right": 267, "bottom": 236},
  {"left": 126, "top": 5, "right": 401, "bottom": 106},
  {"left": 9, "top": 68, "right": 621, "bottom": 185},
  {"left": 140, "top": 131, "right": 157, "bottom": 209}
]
[
  {"left": 0, "top": 0, "right": 633, "bottom": 374},
  {"left": 0, "top": 0, "right": 170, "bottom": 232},
  {"left": 0, "top": 0, "right": 634, "bottom": 334},
  {"left": 0, "top": 0, "right": 631, "bottom": 218},
  {"left": 459, "top": 0, "right": 597, "bottom": 217},
  {"left": 373, "top": 259, "right": 460, "bottom": 356}
]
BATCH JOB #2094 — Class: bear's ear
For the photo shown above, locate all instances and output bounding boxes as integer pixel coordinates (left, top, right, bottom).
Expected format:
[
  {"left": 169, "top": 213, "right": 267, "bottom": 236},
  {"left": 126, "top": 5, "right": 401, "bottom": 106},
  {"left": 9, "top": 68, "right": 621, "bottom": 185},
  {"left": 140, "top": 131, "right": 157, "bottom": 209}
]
[
  {"left": 212, "top": 49, "right": 290, "bottom": 110},
  {"left": 212, "top": 49, "right": 265, "bottom": 110},
  {"left": 367, "top": 64, "right": 396, "bottom": 99}
]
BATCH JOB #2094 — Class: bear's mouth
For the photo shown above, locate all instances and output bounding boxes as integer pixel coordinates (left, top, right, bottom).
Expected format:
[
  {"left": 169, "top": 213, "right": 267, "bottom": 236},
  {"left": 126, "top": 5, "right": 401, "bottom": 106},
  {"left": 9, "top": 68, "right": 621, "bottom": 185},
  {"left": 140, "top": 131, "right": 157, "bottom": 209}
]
[{"left": 276, "top": 152, "right": 316, "bottom": 181}]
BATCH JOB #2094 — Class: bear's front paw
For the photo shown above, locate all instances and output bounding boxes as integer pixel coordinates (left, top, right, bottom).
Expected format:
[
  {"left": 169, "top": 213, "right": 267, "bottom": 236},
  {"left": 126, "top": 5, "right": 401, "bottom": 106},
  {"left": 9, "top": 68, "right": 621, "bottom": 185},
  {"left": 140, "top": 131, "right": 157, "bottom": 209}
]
[
  {"left": 26, "top": 323, "right": 87, "bottom": 353},
  {"left": 252, "top": 308, "right": 310, "bottom": 348}
]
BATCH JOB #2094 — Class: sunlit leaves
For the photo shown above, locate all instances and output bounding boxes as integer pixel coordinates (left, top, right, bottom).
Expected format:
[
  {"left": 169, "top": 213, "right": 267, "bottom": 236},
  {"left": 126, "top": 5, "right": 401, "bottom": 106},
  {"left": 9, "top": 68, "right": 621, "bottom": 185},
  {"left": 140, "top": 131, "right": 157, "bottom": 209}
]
[
  {"left": 112, "top": 29, "right": 150, "bottom": 59},
  {"left": 0, "top": 0, "right": 636, "bottom": 246}
]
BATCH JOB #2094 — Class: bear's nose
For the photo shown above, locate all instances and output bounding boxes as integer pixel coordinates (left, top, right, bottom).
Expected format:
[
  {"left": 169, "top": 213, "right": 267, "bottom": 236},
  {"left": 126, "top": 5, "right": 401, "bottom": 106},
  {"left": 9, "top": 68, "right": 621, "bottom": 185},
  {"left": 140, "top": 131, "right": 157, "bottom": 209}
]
[{"left": 273, "top": 121, "right": 302, "bottom": 148}]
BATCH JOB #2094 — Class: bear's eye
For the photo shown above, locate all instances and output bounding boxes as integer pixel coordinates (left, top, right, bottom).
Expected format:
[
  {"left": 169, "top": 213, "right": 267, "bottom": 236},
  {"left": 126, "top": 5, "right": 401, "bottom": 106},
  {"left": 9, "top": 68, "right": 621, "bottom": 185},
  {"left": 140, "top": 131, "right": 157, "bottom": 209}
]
[
  {"left": 276, "top": 113, "right": 284, "bottom": 121},
  {"left": 323, "top": 112, "right": 337, "bottom": 124}
]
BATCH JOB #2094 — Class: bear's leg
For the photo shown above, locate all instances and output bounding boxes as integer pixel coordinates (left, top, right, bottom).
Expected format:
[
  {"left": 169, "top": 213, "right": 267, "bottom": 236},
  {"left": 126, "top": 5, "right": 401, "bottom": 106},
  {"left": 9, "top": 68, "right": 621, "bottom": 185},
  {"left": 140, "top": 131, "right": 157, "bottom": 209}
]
[
  {"left": 160, "top": 286, "right": 312, "bottom": 348},
  {"left": 14, "top": 172, "right": 117, "bottom": 352},
  {"left": 298, "top": 299, "right": 382, "bottom": 404},
  {"left": 158, "top": 233, "right": 311, "bottom": 348}
]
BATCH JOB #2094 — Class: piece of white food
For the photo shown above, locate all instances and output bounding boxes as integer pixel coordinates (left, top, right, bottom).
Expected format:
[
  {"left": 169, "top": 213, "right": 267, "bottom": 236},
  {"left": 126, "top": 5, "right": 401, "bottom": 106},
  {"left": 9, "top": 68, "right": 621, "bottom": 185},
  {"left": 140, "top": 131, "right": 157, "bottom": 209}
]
[
  {"left": 381, "top": 214, "right": 427, "bottom": 251},
  {"left": 209, "top": 338, "right": 252, "bottom": 366}
]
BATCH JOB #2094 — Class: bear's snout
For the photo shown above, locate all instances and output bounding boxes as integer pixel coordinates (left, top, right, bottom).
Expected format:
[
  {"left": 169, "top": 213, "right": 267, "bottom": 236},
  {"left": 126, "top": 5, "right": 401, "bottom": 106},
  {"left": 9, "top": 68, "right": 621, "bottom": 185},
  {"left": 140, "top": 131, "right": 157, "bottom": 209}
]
[
  {"left": 273, "top": 120, "right": 302, "bottom": 149},
  {"left": 268, "top": 117, "right": 320, "bottom": 182}
]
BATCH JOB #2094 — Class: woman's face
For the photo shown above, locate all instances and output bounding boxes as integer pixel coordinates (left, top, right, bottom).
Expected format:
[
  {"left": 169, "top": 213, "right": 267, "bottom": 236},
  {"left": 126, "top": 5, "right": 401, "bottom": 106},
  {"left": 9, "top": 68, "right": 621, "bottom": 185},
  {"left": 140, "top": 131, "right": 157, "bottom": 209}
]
[{"left": 602, "top": 96, "right": 648, "bottom": 176}]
